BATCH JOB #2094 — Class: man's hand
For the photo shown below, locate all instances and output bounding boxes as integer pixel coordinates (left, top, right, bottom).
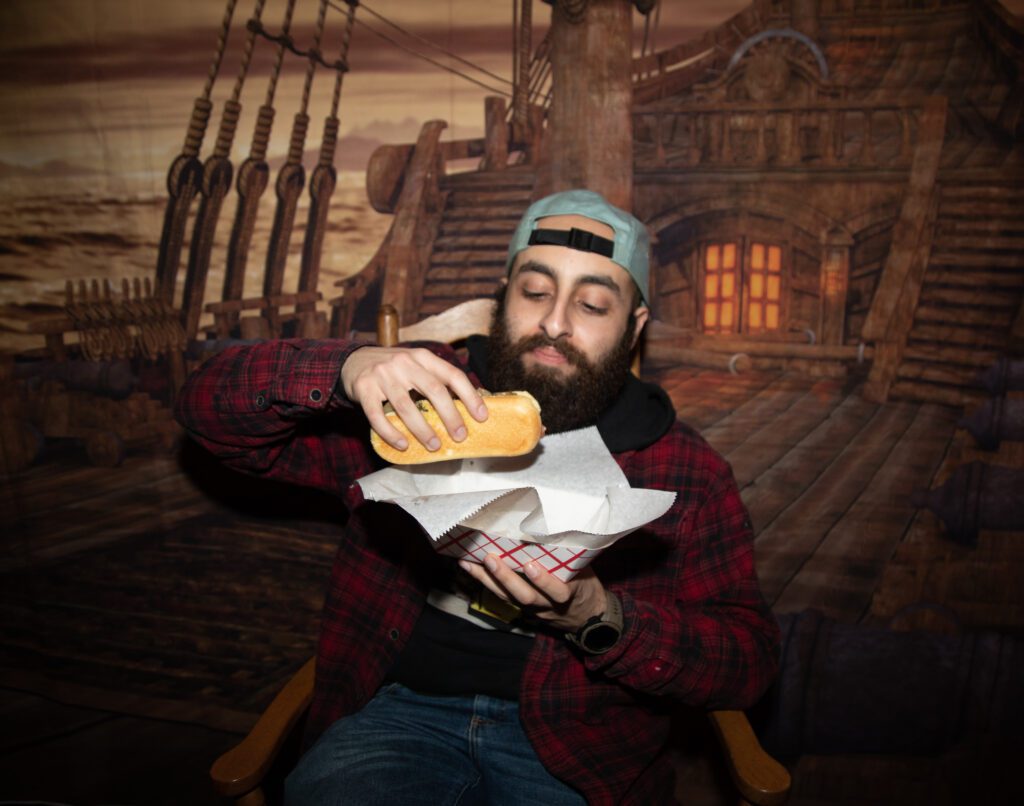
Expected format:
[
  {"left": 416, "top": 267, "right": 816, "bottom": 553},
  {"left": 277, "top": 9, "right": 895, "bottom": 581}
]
[
  {"left": 341, "top": 346, "right": 488, "bottom": 453},
  {"left": 458, "top": 554, "right": 607, "bottom": 632}
]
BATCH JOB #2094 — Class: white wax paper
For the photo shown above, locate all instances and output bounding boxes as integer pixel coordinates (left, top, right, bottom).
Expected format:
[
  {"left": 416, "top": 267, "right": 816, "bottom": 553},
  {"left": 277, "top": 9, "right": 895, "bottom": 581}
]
[{"left": 356, "top": 426, "right": 676, "bottom": 551}]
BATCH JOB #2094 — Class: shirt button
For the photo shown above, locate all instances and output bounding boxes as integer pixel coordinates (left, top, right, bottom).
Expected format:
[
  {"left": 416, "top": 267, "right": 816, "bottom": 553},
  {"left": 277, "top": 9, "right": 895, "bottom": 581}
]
[
  {"left": 255, "top": 393, "right": 267, "bottom": 409},
  {"left": 309, "top": 388, "right": 323, "bottom": 403},
  {"left": 388, "top": 628, "right": 400, "bottom": 641}
]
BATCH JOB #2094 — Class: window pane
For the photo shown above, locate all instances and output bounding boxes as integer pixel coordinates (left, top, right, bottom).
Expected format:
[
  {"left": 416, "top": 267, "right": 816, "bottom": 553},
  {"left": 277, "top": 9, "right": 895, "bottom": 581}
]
[
  {"left": 750, "top": 273, "right": 764, "bottom": 299},
  {"left": 721, "top": 301, "right": 734, "bottom": 328},
  {"left": 722, "top": 271, "right": 735, "bottom": 297},
  {"left": 722, "top": 243, "right": 736, "bottom": 269},
  {"left": 766, "top": 304, "right": 779, "bottom": 330},
  {"left": 768, "top": 246, "right": 781, "bottom": 272},
  {"left": 751, "top": 243, "right": 765, "bottom": 270},
  {"left": 767, "top": 276, "right": 781, "bottom": 300},
  {"left": 704, "top": 302, "right": 718, "bottom": 328},
  {"left": 706, "top": 274, "right": 719, "bottom": 298},
  {"left": 748, "top": 303, "right": 762, "bottom": 329},
  {"left": 706, "top": 245, "right": 720, "bottom": 270}
]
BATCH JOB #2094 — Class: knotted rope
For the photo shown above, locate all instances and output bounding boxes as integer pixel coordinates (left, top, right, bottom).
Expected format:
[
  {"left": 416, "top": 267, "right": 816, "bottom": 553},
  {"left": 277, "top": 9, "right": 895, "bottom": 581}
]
[
  {"left": 262, "top": 0, "right": 330, "bottom": 311},
  {"left": 298, "top": 0, "right": 359, "bottom": 309},
  {"left": 154, "top": 0, "right": 239, "bottom": 306},
  {"left": 181, "top": 0, "right": 269, "bottom": 342},
  {"left": 221, "top": 0, "right": 300, "bottom": 316}
]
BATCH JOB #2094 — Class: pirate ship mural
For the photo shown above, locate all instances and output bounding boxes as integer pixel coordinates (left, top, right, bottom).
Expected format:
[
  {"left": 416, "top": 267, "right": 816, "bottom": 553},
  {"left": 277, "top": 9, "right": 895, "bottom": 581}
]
[{"left": 1, "top": 0, "right": 1022, "bottom": 802}]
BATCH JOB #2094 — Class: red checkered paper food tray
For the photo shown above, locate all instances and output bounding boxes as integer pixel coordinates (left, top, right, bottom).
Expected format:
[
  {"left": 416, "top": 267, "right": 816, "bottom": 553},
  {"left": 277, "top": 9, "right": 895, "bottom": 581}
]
[{"left": 433, "top": 525, "right": 601, "bottom": 581}]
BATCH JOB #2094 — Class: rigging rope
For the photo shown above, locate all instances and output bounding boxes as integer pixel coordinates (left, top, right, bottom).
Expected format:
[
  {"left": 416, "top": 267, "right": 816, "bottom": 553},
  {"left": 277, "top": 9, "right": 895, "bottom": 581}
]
[
  {"left": 326, "top": 0, "right": 511, "bottom": 97},
  {"left": 513, "top": 0, "right": 532, "bottom": 133},
  {"left": 264, "top": 0, "right": 298, "bottom": 107},
  {"left": 300, "top": 0, "right": 330, "bottom": 117},
  {"left": 222, "top": 0, "right": 299, "bottom": 316},
  {"left": 230, "top": 0, "right": 266, "bottom": 104},
  {"left": 299, "top": 0, "right": 359, "bottom": 313},
  {"left": 356, "top": 0, "right": 512, "bottom": 87},
  {"left": 263, "top": 0, "right": 330, "bottom": 306},
  {"left": 155, "top": 0, "right": 240, "bottom": 305},
  {"left": 202, "top": 0, "right": 241, "bottom": 102},
  {"left": 182, "top": 0, "right": 270, "bottom": 341},
  {"left": 329, "top": 0, "right": 357, "bottom": 118}
]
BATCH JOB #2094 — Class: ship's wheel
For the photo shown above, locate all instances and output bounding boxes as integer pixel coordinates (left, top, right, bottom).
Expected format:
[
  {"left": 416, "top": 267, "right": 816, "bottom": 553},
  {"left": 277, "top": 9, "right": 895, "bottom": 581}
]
[{"left": 727, "top": 28, "right": 829, "bottom": 102}]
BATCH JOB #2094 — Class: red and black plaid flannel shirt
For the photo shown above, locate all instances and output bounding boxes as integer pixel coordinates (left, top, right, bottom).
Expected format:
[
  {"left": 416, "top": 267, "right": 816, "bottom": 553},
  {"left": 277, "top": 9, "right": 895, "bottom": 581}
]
[{"left": 175, "top": 339, "right": 780, "bottom": 805}]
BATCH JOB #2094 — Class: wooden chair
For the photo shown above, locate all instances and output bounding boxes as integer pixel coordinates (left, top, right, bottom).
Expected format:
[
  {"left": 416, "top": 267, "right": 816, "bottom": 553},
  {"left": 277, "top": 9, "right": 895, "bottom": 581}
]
[{"left": 210, "top": 301, "right": 791, "bottom": 805}]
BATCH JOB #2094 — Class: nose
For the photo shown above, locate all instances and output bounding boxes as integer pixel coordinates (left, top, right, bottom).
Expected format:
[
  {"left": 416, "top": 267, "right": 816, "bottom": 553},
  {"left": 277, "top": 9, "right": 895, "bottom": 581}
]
[{"left": 538, "top": 294, "right": 571, "bottom": 341}]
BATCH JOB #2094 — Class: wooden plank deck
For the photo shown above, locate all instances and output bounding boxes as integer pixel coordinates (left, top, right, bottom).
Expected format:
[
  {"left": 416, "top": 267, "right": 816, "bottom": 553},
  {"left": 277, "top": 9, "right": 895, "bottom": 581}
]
[{"left": 648, "top": 367, "right": 986, "bottom": 629}]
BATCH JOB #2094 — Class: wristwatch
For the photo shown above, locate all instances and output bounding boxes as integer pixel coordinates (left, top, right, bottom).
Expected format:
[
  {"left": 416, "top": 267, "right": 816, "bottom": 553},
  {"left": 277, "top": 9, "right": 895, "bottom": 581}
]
[{"left": 566, "top": 591, "right": 624, "bottom": 655}]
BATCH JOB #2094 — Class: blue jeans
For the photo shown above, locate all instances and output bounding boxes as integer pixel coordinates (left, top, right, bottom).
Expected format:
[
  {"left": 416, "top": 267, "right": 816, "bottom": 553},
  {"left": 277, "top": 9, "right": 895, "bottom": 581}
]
[{"left": 284, "top": 683, "right": 586, "bottom": 805}]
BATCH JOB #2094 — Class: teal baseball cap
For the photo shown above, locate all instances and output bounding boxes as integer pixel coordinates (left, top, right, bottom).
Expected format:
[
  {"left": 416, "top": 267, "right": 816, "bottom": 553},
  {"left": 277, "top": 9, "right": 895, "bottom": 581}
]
[{"left": 506, "top": 189, "right": 651, "bottom": 306}]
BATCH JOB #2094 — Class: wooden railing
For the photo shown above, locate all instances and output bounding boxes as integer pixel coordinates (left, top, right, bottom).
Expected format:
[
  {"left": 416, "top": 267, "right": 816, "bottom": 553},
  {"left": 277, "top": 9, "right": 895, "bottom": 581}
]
[{"left": 634, "top": 99, "right": 923, "bottom": 170}]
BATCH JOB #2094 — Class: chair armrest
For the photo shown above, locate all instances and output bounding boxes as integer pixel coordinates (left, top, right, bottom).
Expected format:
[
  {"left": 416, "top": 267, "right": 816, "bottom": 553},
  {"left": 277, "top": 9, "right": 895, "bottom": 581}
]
[
  {"left": 210, "top": 657, "right": 316, "bottom": 799},
  {"left": 708, "top": 710, "right": 791, "bottom": 806}
]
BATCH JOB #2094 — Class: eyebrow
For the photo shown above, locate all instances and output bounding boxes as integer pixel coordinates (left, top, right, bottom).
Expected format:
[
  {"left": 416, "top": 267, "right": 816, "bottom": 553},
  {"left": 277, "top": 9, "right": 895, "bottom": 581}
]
[{"left": 515, "top": 260, "right": 623, "bottom": 299}]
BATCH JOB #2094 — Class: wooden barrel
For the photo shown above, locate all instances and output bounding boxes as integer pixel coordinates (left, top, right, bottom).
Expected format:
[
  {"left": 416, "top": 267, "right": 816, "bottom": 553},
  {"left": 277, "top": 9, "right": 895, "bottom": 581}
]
[
  {"left": 13, "top": 359, "right": 136, "bottom": 399},
  {"left": 750, "top": 609, "right": 1024, "bottom": 758},
  {"left": 959, "top": 396, "right": 1024, "bottom": 450},
  {"left": 910, "top": 462, "right": 1024, "bottom": 544}
]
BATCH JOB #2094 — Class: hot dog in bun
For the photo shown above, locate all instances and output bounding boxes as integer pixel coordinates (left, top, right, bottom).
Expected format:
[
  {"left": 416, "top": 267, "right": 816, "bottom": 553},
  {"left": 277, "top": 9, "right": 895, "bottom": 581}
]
[{"left": 370, "top": 391, "right": 543, "bottom": 465}]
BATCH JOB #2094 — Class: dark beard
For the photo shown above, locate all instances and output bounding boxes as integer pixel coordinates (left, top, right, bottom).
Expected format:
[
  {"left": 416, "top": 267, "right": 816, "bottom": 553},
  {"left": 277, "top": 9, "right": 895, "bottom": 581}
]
[{"left": 486, "top": 291, "right": 635, "bottom": 434}]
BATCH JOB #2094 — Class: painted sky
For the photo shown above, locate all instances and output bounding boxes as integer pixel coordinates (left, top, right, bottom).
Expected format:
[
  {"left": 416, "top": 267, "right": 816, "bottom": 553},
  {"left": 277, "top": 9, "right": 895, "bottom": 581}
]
[
  {"left": 1, "top": 0, "right": 1021, "bottom": 191},
  {"left": 0, "top": 0, "right": 752, "bottom": 190}
]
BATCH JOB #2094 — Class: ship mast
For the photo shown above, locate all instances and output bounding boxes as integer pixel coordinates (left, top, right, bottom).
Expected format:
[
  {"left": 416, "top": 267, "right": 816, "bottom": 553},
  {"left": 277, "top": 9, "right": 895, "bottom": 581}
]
[{"left": 541, "top": 0, "right": 644, "bottom": 210}]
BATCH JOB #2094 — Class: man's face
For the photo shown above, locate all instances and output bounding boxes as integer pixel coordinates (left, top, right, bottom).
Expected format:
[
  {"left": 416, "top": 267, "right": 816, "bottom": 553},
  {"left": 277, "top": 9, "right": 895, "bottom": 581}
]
[{"left": 488, "top": 214, "right": 649, "bottom": 433}]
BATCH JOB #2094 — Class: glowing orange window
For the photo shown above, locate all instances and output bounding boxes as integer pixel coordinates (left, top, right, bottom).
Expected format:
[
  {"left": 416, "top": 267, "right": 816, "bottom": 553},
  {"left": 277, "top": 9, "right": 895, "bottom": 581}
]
[
  {"left": 702, "top": 242, "right": 738, "bottom": 334},
  {"left": 746, "top": 243, "right": 782, "bottom": 333}
]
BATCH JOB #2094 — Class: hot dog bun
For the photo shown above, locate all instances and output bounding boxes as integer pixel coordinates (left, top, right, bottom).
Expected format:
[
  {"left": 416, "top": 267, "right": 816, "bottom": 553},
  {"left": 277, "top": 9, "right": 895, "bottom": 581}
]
[{"left": 370, "top": 391, "right": 543, "bottom": 465}]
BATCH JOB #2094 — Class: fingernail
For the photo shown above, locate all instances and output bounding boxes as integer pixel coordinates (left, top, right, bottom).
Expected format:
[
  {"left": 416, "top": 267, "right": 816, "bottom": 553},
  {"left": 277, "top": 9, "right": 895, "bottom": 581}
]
[
  {"left": 395, "top": 438, "right": 409, "bottom": 450},
  {"left": 427, "top": 437, "right": 441, "bottom": 451},
  {"left": 458, "top": 559, "right": 473, "bottom": 572},
  {"left": 525, "top": 562, "right": 540, "bottom": 579},
  {"left": 454, "top": 426, "right": 467, "bottom": 441},
  {"left": 484, "top": 556, "right": 498, "bottom": 572},
  {"left": 476, "top": 403, "right": 488, "bottom": 420}
]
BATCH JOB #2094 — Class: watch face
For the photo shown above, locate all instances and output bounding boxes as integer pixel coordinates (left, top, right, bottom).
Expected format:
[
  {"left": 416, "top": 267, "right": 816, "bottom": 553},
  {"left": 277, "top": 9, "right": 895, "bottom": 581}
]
[{"left": 583, "top": 623, "right": 620, "bottom": 653}]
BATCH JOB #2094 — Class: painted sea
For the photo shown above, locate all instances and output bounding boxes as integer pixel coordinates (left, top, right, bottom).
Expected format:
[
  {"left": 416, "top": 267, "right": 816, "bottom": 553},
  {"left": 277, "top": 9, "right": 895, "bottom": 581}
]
[{"left": 0, "top": 169, "right": 391, "bottom": 354}]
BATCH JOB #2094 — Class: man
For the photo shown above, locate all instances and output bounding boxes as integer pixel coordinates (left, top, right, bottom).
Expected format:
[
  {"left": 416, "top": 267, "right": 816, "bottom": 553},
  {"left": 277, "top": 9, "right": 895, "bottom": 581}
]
[{"left": 176, "top": 189, "right": 779, "bottom": 805}]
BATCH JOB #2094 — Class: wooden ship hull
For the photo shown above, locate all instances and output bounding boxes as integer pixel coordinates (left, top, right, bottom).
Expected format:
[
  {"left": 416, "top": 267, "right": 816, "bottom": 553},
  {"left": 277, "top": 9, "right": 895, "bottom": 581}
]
[{"left": 2, "top": 1, "right": 1024, "bottom": 803}]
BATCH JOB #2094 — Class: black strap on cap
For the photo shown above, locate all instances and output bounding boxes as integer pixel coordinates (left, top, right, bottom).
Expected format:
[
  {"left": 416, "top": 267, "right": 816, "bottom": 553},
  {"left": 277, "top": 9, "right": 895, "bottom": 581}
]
[{"left": 527, "top": 227, "right": 614, "bottom": 258}]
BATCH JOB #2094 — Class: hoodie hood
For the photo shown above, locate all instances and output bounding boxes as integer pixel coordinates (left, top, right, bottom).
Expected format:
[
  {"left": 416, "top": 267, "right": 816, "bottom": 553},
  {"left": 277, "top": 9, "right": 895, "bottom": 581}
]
[{"left": 466, "top": 335, "right": 675, "bottom": 453}]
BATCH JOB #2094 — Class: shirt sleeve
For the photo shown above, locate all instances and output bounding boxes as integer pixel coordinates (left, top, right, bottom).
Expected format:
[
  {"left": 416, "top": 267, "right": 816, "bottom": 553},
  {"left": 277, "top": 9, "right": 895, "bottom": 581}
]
[
  {"left": 583, "top": 462, "right": 781, "bottom": 710},
  {"left": 173, "top": 338, "right": 373, "bottom": 493}
]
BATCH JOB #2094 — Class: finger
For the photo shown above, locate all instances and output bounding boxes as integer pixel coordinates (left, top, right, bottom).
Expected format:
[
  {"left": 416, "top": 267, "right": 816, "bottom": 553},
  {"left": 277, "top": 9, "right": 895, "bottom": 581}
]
[
  {"left": 412, "top": 373, "right": 468, "bottom": 443},
  {"left": 409, "top": 353, "right": 487, "bottom": 436},
  {"left": 458, "top": 558, "right": 516, "bottom": 604},
  {"left": 445, "top": 369, "right": 488, "bottom": 423},
  {"left": 480, "top": 554, "right": 551, "bottom": 608},
  {"left": 521, "top": 561, "right": 573, "bottom": 605},
  {"left": 407, "top": 349, "right": 488, "bottom": 423},
  {"left": 387, "top": 393, "right": 441, "bottom": 451},
  {"left": 364, "top": 403, "right": 410, "bottom": 451}
]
